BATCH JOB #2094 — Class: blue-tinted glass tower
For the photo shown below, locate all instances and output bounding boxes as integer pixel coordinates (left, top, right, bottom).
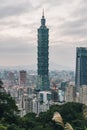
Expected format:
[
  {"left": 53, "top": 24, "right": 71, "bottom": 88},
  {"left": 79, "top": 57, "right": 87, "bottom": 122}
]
[
  {"left": 75, "top": 47, "right": 87, "bottom": 91},
  {"left": 37, "top": 11, "right": 50, "bottom": 91}
]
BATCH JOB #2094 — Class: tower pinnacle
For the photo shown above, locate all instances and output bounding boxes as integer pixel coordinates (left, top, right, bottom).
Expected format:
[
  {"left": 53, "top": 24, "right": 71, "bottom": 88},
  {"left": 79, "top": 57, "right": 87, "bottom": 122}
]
[
  {"left": 42, "top": 8, "right": 44, "bottom": 18},
  {"left": 41, "top": 9, "right": 46, "bottom": 26}
]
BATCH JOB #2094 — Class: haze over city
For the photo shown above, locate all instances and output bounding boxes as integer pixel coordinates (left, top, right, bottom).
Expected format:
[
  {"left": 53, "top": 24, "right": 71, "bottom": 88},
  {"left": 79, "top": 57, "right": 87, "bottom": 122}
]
[{"left": 0, "top": 0, "right": 87, "bottom": 70}]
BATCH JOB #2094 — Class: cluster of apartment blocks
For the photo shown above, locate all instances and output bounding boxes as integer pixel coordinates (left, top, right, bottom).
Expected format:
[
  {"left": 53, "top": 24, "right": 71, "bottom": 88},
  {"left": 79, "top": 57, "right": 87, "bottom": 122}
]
[
  {"left": 1, "top": 71, "right": 87, "bottom": 117},
  {"left": 10, "top": 86, "right": 52, "bottom": 117},
  {"left": 65, "top": 84, "right": 87, "bottom": 105},
  {"left": 10, "top": 84, "right": 87, "bottom": 117},
  {"left": 0, "top": 69, "right": 75, "bottom": 117}
]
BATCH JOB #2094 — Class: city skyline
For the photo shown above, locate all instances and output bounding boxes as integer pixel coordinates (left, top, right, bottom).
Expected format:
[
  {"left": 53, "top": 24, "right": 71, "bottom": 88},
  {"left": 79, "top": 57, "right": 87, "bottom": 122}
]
[{"left": 0, "top": 0, "right": 87, "bottom": 70}]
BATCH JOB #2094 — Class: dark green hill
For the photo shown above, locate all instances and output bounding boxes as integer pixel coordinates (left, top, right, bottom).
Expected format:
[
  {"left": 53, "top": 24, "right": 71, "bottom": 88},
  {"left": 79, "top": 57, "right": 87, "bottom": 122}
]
[{"left": 0, "top": 90, "right": 87, "bottom": 130}]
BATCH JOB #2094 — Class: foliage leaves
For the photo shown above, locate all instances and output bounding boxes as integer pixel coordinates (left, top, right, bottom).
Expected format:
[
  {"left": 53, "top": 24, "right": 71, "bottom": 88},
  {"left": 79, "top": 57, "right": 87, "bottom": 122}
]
[
  {"left": 0, "top": 91, "right": 87, "bottom": 130},
  {"left": 0, "top": 92, "right": 18, "bottom": 119}
]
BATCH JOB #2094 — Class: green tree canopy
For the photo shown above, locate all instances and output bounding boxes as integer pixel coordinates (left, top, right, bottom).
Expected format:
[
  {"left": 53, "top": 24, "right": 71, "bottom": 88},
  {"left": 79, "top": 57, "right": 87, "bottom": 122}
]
[{"left": 0, "top": 92, "right": 18, "bottom": 118}]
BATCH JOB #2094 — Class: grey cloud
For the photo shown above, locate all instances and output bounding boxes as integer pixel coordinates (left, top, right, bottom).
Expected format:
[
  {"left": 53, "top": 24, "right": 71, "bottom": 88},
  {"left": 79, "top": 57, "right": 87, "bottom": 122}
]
[
  {"left": 0, "top": 17, "right": 39, "bottom": 32},
  {"left": 49, "top": 44, "right": 75, "bottom": 70},
  {"left": 0, "top": 38, "right": 37, "bottom": 66},
  {"left": 0, "top": 0, "right": 32, "bottom": 18},
  {"left": 55, "top": 0, "right": 87, "bottom": 34},
  {"left": 58, "top": 11, "right": 87, "bottom": 38},
  {"left": 0, "top": 52, "right": 37, "bottom": 66},
  {"left": 47, "top": 0, "right": 87, "bottom": 39},
  {"left": 71, "top": 0, "right": 87, "bottom": 18},
  {"left": 62, "top": 27, "right": 87, "bottom": 37},
  {"left": 80, "top": 0, "right": 87, "bottom": 6},
  {"left": 50, "top": 41, "right": 87, "bottom": 69},
  {"left": 72, "top": 7, "right": 87, "bottom": 19},
  {"left": 0, "top": 0, "right": 87, "bottom": 67},
  {"left": 47, "top": 0, "right": 87, "bottom": 40},
  {"left": 0, "top": 0, "right": 43, "bottom": 19},
  {"left": 45, "top": 0, "right": 73, "bottom": 6},
  {"left": 0, "top": 38, "right": 36, "bottom": 55}
]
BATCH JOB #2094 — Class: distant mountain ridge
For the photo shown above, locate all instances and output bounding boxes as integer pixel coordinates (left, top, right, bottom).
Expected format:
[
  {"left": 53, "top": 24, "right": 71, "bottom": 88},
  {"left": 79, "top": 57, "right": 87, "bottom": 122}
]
[
  {"left": 50, "top": 62, "right": 74, "bottom": 71},
  {"left": 0, "top": 62, "right": 74, "bottom": 71}
]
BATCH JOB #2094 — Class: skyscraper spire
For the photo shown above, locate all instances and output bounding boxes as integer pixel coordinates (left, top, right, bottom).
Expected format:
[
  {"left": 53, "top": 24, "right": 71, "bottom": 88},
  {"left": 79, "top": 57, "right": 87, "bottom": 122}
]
[
  {"left": 42, "top": 8, "right": 44, "bottom": 18},
  {"left": 41, "top": 9, "right": 46, "bottom": 26}
]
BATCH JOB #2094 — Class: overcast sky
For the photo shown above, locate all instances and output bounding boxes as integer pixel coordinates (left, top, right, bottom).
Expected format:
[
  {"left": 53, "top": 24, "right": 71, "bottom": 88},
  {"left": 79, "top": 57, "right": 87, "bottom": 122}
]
[{"left": 0, "top": 0, "right": 87, "bottom": 70}]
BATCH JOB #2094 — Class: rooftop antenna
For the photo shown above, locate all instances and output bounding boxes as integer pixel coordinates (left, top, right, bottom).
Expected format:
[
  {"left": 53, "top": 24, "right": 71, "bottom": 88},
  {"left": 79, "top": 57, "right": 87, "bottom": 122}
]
[{"left": 42, "top": 8, "right": 44, "bottom": 18}]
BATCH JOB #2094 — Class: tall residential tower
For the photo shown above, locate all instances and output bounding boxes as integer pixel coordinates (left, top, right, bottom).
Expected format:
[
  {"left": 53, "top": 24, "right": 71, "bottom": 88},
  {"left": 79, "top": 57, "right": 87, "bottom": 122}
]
[
  {"left": 37, "top": 11, "right": 50, "bottom": 91},
  {"left": 75, "top": 47, "right": 87, "bottom": 91}
]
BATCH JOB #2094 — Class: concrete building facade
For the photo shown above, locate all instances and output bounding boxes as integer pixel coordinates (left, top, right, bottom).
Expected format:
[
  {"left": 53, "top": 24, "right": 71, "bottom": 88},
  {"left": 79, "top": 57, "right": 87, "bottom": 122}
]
[
  {"left": 79, "top": 85, "right": 87, "bottom": 105},
  {"left": 75, "top": 47, "right": 87, "bottom": 91},
  {"left": 65, "top": 85, "right": 76, "bottom": 102}
]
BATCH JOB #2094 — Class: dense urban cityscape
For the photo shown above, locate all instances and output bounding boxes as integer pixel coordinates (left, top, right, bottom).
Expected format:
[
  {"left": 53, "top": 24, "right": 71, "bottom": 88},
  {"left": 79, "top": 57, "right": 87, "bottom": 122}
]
[
  {"left": 0, "top": 10, "right": 87, "bottom": 116},
  {"left": 0, "top": 0, "right": 87, "bottom": 130}
]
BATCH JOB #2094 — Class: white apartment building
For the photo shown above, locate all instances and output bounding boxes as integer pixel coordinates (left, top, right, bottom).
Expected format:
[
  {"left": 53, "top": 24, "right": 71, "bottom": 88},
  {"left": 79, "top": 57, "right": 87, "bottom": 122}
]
[
  {"left": 65, "top": 85, "right": 76, "bottom": 102},
  {"left": 79, "top": 85, "right": 87, "bottom": 105}
]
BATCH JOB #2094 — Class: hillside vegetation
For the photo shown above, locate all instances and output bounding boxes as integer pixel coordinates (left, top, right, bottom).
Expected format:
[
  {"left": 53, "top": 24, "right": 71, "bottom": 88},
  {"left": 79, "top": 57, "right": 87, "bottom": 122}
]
[{"left": 0, "top": 92, "right": 87, "bottom": 130}]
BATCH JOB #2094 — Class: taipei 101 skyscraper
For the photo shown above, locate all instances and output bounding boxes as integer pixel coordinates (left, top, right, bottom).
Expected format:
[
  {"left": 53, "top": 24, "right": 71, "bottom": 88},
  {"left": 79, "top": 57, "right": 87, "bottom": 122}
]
[{"left": 37, "top": 10, "right": 50, "bottom": 91}]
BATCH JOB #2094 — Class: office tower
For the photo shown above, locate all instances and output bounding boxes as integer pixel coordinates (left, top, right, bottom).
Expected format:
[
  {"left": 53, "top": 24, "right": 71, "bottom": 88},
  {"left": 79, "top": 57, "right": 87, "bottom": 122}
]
[
  {"left": 33, "top": 97, "right": 40, "bottom": 114},
  {"left": 39, "top": 91, "right": 51, "bottom": 104},
  {"left": 39, "top": 91, "right": 51, "bottom": 112},
  {"left": 75, "top": 47, "right": 87, "bottom": 91},
  {"left": 8, "top": 71, "right": 15, "bottom": 85},
  {"left": 51, "top": 82, "right": 59, "bottom": 102},
  {"left": 79, "top": 85, "right": 87, "bottom": 105},
  {"left": 18, "top": 94, "right": 33, "bottom": 117},
  {"left": 65, "top": 85, "right": 76, "bottom": 102},
  {"left": 19, "top": 70, "right": 27, "bottom": 86},
  {"left": 37, "top": 11, "right": 50, "bottom": 91}
]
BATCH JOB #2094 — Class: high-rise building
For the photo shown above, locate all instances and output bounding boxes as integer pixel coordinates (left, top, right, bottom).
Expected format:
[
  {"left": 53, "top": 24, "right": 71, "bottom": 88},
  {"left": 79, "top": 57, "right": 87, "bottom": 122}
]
[
  {"left": 65, "top": 85, "right": 76, "bottom": 102},
  {"left": 79, "top": 85, "right": 87, "bottom": 105},
  {"left": 51, "top": 82, "right": 59, "bottom": 102},
  {"left": 75, "top": 47, "right": 87, "bottom": 91},
  {"left": 19, "top": 70, "right": 27, "bottom": 86},
  {"left": 37, "top": 11, "right": 50, "bottom": 91}
]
